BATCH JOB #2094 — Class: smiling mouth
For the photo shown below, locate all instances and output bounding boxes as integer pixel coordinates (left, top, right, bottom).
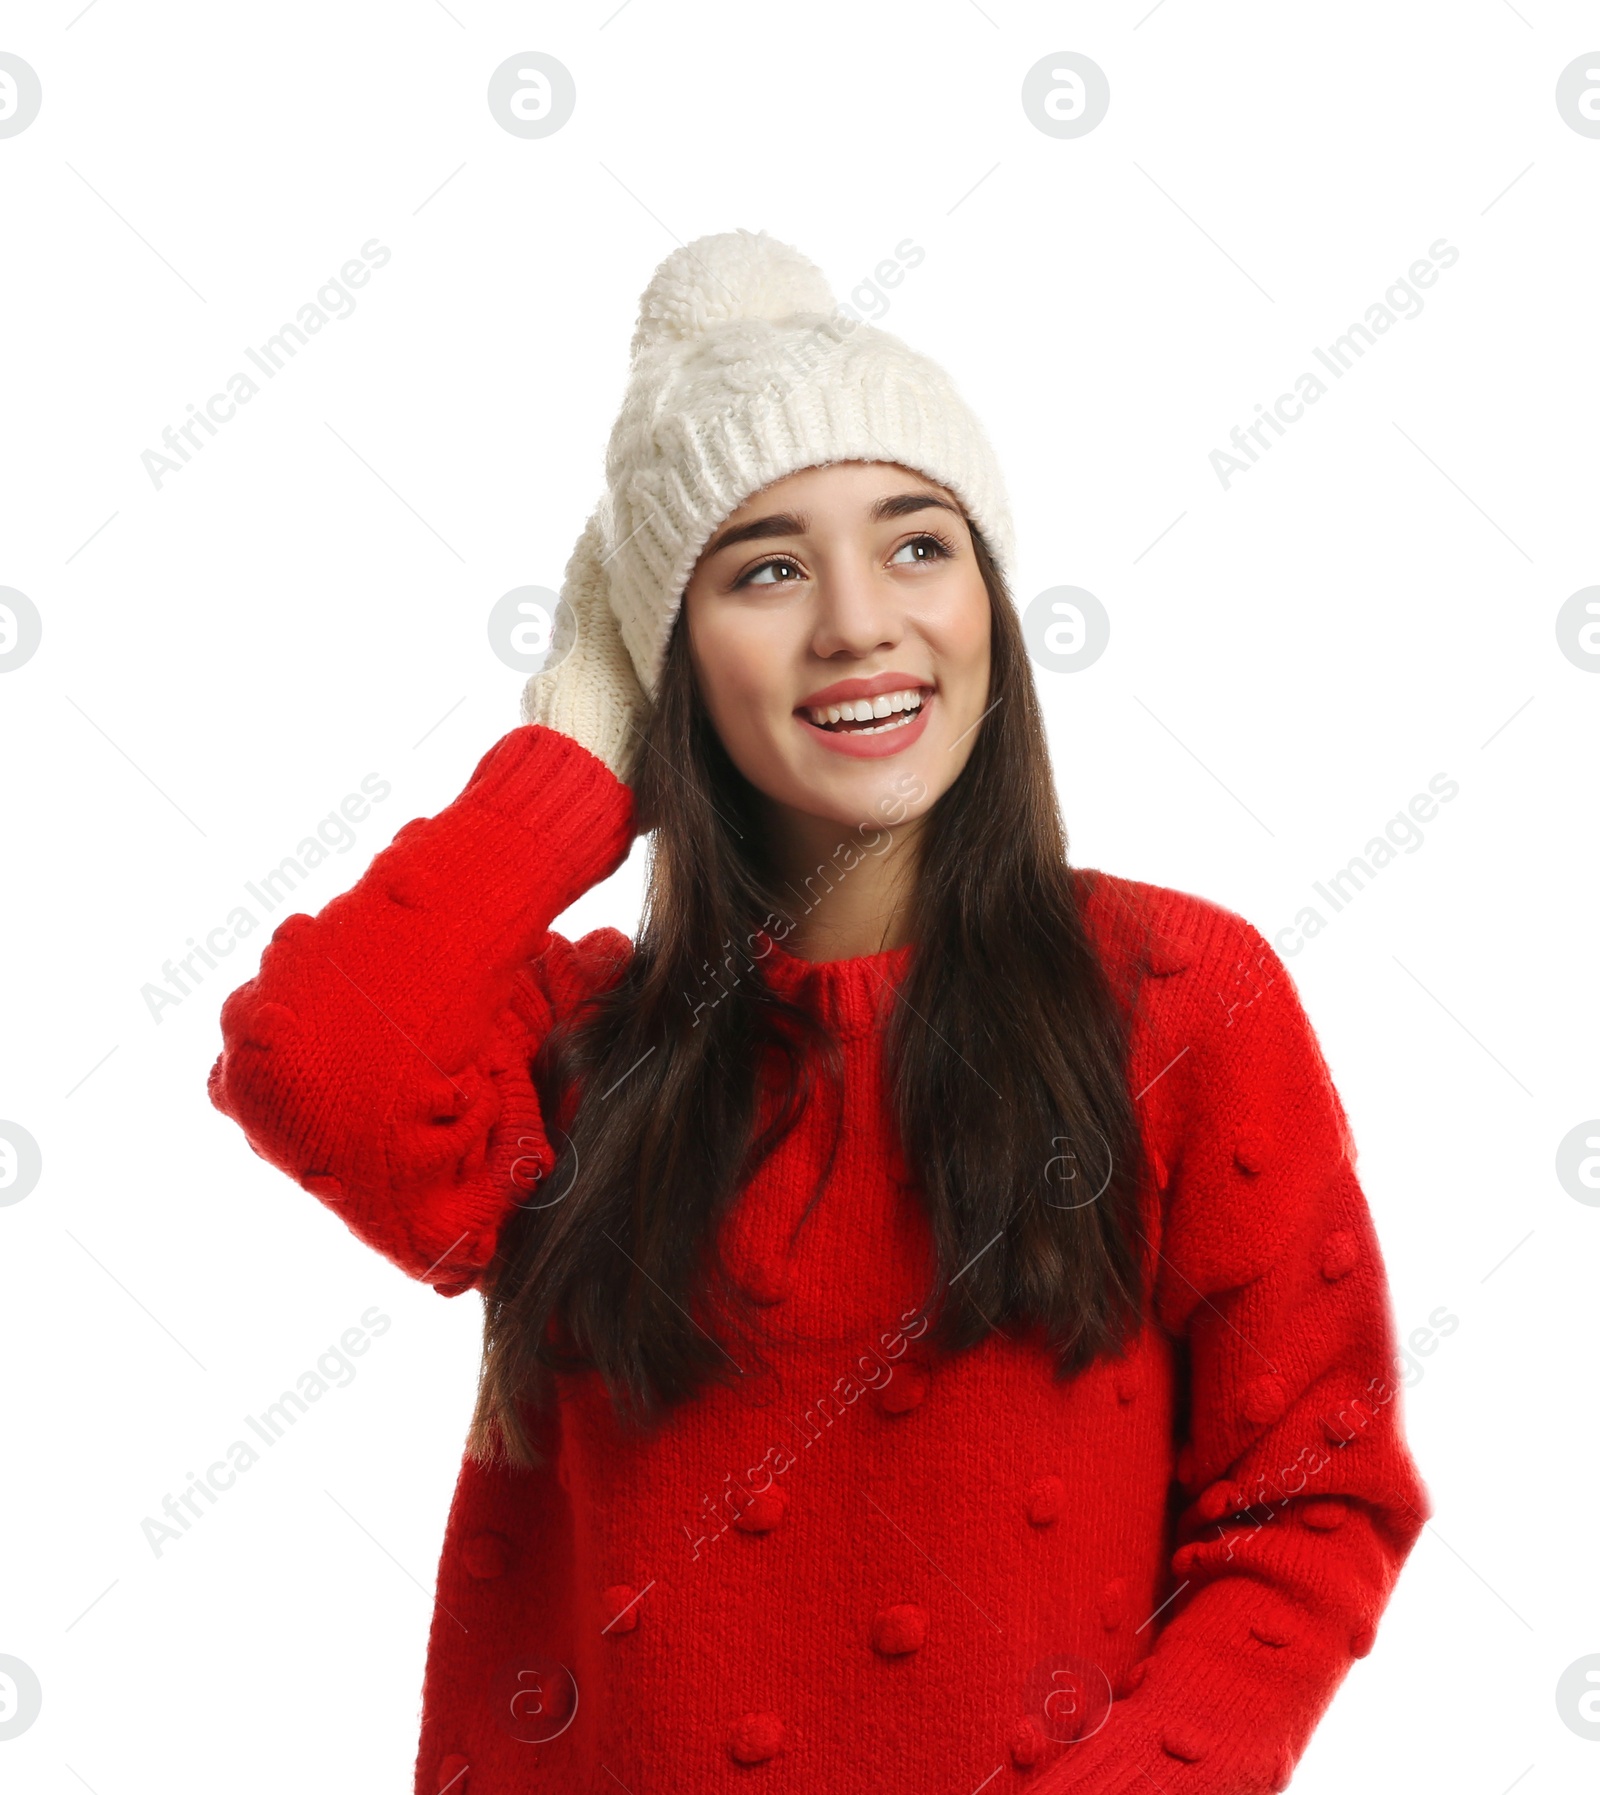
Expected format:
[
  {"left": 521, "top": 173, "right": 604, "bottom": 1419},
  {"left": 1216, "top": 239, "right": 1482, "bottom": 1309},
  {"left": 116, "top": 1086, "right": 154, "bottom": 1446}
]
[{"left": 800, "top": 686, "right": 930, "bottom": 734}]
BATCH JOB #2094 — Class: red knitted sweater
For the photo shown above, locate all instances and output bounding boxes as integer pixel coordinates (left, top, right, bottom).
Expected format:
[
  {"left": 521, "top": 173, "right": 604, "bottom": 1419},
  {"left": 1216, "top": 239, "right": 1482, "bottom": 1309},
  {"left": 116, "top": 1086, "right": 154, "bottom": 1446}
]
[{"left": 207, "top": 723, "right": 1430, "bottom": 1795}]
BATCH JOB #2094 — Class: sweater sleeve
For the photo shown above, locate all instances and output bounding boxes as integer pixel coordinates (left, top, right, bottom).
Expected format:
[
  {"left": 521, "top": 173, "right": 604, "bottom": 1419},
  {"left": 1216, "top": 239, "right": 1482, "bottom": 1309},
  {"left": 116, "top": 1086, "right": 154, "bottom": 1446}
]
[
  {"left": 206, "top": 723, "right": 636, "bottom": 1295},
  {"left": 1036, "top": 911, "right": 1433, "bottom": 1795}
]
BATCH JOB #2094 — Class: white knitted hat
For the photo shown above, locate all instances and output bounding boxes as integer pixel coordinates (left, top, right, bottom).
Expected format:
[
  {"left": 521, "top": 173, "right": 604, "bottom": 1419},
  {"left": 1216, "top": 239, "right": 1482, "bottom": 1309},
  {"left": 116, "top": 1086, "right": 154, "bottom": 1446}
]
[{"left": 521, "top": 227, "right": 1015, "bottom": 780}]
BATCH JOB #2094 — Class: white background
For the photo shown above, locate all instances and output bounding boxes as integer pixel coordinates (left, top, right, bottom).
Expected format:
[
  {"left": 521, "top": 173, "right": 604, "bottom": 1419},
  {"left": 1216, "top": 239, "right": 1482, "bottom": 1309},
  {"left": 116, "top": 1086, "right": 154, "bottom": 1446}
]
[{"left": 2, "top": 2, "right": 1596, "bottom": 1791}]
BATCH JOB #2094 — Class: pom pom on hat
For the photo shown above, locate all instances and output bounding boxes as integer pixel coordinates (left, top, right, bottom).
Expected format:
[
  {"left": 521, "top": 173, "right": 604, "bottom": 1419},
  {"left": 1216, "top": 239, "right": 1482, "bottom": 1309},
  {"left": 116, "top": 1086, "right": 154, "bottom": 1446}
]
[{"left": 629, "top": 228, "right": 839, "bottom": 361}]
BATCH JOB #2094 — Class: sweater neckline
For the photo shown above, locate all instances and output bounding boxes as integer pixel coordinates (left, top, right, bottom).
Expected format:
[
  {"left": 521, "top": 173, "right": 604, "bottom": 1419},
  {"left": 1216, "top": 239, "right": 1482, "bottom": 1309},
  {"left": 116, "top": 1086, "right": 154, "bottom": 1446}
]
[{"left": 753, "top": 928, "right": 915, "bottom": 1038}]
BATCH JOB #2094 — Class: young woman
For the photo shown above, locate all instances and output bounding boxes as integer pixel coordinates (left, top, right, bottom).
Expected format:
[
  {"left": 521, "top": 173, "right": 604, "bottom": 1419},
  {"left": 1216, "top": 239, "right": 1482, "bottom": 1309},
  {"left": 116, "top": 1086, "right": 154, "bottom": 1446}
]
[{"left": 208, "top": 229, "right": 1430, "bottom": 1794}]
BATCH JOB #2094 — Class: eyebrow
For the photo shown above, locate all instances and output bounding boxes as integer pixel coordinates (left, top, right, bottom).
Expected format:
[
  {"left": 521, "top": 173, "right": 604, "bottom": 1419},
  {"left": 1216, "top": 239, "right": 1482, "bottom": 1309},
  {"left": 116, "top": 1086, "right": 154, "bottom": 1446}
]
[{"left": 700, "top": 491, "right": 964, "bottom": 563}]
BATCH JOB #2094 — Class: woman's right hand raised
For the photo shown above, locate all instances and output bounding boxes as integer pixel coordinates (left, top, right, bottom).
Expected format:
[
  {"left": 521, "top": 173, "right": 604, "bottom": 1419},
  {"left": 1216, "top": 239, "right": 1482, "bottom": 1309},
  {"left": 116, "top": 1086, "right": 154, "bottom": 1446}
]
[
  {"left": 207, "top": 710, "right": 637, "bottom": 1294},
  {"left": 520, "top": 506, "right": 652, "bottom": 788}
]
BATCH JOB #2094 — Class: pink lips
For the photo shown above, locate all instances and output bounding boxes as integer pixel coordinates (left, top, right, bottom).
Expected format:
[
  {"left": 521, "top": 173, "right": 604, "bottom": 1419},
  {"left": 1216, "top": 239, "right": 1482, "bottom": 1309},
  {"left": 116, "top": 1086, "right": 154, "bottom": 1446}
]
[{"left": 795, "top": 690, "right": 934, "bottom": 759}]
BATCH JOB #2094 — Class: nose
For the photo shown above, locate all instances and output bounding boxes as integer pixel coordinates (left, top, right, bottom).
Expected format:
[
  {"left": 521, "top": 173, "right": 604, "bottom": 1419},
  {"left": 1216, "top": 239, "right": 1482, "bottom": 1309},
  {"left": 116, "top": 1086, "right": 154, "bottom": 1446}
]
[{"left": 807, "top": 547, "right": 905, "bottom": 661}]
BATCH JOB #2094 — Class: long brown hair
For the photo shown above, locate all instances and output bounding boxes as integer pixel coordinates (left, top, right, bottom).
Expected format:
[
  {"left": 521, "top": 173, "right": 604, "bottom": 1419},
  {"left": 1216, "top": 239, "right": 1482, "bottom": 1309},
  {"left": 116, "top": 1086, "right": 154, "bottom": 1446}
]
[{"left": 467, "top": 524, "right": 1156, "bottom": 1469}]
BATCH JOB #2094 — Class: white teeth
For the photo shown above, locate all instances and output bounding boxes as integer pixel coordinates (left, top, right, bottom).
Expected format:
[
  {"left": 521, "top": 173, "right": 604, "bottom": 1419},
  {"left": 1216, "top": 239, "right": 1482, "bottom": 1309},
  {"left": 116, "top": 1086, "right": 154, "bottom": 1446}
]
[
  {"left": 847, "top": 712, "right": 916, "bottom": 735},
  {"left": 806, "top": 688, "right": 927, "bottom": 729}
]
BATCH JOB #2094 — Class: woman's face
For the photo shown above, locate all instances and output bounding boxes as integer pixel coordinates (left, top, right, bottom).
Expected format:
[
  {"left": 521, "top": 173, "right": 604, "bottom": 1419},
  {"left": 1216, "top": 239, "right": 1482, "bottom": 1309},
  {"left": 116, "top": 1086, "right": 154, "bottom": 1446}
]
[{"left": 680, "top": 460, "right": 993, "bottom": 833}]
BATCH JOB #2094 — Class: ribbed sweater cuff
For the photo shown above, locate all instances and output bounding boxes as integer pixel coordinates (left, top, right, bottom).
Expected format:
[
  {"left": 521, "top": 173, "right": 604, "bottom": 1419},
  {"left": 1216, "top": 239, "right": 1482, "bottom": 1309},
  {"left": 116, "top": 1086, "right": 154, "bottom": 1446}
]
[
  {"left": 454, "top": 722, "right": 636, "bottom": 917},
  {"left": 1029, "top": 1581, "right": 1343, "bottom": 1795}
]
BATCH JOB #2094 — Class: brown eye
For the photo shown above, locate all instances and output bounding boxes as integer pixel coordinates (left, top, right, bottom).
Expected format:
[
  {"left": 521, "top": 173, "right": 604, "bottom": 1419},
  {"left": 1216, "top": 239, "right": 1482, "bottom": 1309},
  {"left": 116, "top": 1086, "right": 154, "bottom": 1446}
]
[
  {"left": 889, "top": 533, "right": 954, "bottom": 566},
  {"left": 740, "top": 556, "right": 805, "bottom": 588}
]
